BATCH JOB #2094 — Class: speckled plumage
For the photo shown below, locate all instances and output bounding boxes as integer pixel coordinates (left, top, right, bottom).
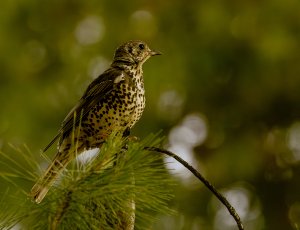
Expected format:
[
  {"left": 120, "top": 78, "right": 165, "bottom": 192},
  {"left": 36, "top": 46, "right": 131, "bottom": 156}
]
[{"left": 30, "top": 40, "right": 161, "bottom": 203}]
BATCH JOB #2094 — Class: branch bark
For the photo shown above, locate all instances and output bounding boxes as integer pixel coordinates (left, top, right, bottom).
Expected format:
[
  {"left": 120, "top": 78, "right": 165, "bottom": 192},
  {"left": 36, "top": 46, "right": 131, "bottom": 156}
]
[
  {"left": 144, "top": 146, "right": 244, "bottom": 230},
  {"left": 51, "top": 190, "right": 73, "bottom": 229}
]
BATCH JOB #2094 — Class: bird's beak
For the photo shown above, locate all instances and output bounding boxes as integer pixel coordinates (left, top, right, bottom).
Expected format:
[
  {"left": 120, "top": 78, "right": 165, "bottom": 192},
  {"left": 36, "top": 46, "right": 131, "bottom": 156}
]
[{"left": 150, "top": 50, "right": 162, "bottom": 56}]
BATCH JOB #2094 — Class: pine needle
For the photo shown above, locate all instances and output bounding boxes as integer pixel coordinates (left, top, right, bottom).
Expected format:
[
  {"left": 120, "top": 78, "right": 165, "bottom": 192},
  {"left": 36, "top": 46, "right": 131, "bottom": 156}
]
[{"left": 0, "top": 133, "right": 174, "bottom": 230}]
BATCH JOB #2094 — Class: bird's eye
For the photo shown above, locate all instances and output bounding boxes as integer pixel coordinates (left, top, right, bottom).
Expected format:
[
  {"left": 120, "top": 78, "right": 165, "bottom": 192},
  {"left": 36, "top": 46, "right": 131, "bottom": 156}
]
[{"left": 139, "top": 43, "right": 145, "bottom": 50}]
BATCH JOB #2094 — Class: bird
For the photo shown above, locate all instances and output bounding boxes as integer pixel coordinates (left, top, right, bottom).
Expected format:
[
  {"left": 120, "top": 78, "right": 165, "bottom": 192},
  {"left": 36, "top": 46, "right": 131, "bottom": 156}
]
[{"left": 30, "top": 40, "right": 161, "bottom": 203}]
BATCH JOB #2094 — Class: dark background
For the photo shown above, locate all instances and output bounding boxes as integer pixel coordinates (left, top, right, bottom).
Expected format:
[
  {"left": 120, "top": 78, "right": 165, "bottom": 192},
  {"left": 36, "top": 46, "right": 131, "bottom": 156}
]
[{"left": 1, "top": 0, "right": 300, "bottom": 229}]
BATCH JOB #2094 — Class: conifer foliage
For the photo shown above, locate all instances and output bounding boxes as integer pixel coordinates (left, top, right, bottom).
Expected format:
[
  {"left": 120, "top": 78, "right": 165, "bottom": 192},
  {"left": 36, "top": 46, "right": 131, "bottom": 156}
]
[{"left": 0, "top": 134, "right": 174, "bottom": 230}]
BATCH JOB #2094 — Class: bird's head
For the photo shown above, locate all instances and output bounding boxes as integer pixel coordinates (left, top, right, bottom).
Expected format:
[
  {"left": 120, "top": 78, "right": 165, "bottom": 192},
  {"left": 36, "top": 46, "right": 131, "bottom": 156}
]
[{"left": 112, "top": 40, "right": 161, "bottom": 67}]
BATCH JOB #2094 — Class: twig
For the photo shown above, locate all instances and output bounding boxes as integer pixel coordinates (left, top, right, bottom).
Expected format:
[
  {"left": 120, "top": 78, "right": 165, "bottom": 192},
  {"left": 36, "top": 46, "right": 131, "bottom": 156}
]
[
  {"left": 51, "top": 190, "right": 73, "bottom": 230},
  {"left": 144, "top": 146, "right": 244, "bottom": 230}
]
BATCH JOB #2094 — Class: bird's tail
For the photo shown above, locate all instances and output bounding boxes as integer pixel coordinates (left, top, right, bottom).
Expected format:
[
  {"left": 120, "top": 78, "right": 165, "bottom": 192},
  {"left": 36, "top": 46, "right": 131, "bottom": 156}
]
[{"left": 30, "top": 152, "right": 70, "bottom": 204}]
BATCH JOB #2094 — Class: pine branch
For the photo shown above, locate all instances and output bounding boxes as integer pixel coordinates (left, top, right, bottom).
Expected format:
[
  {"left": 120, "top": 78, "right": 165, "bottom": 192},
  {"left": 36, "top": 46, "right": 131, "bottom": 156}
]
[
  {"left": 144, "top": 146, "right": 244, "bottom": 230},
  {"left": 1, "top": 134, "right": 244, "bottom": 229},
  {"left": 0, "top": 134, "right": 174, "bottom": 230},
  {"left": 51, "top": 190, "right": 73, "bottom": 229}
]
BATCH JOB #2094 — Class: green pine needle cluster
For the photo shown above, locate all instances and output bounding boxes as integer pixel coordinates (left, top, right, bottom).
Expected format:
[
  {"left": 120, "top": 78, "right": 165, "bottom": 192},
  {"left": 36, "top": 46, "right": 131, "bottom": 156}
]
[{"left": 0, "top": 134, "right": 175, "bottom": 230}]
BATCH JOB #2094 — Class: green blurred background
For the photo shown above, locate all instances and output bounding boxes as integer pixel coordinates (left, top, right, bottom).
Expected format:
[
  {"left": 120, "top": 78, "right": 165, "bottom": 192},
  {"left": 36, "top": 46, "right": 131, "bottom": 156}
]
[{"left": 1, "top": 0, "right": 300, "bottom": 229}]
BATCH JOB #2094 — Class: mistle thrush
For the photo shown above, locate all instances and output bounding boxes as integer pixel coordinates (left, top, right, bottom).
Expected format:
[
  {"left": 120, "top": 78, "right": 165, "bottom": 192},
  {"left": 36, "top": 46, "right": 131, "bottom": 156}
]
[{"left": 30, "top": 40, "right": 161, "bottom": 203}]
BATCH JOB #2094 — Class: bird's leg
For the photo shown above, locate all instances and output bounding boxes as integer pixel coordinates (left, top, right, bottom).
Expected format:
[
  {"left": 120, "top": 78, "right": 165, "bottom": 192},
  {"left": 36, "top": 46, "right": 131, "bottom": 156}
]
[
  {"left": 122, "top": 127, "right": 131, "bottom": 137},
  {"left": 123, "top": 127, "right": 139, "bottom": 142}
]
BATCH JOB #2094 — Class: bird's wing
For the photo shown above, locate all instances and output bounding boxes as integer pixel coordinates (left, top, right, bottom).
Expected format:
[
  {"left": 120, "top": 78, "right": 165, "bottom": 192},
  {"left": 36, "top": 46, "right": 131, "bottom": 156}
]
[{"left": 43, "top": 68, "right": 121, "bottom": 152}]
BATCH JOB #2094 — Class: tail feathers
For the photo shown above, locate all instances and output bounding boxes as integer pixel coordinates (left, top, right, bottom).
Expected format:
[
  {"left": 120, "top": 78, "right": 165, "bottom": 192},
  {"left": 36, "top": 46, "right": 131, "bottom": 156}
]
[
  {"left": 30, "top": 155, "right": 69, "bottom": 203},
  {"left": 30, "top": 183, "right": 52, "bottom": 204}
]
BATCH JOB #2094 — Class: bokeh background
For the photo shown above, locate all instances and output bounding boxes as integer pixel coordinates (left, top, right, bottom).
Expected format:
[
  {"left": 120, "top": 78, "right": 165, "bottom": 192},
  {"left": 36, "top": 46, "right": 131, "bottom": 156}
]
[{"left": 1, "top": 0, "right": 300, "bottom": 229}]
